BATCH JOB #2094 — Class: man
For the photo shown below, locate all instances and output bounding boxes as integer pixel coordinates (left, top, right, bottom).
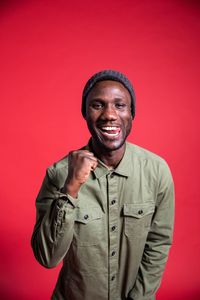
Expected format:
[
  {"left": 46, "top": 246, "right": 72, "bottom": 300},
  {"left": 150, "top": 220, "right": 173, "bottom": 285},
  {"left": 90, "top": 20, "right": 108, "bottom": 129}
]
[{"left": 31, "top": 70, "right": 174, "bottom": 300}]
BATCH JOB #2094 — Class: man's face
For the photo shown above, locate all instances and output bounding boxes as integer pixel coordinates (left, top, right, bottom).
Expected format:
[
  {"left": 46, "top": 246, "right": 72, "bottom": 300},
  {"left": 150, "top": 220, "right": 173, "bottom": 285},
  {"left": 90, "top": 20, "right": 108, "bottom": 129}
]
[{"left": 85, "top": 80, "right": 133, "bottom": 152}]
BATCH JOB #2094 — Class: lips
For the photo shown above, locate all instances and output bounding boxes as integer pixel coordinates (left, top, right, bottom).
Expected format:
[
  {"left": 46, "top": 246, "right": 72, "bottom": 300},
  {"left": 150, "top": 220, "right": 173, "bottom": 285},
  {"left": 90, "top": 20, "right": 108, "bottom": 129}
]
[{"left": 99, "top": 126, "right": 121, "bottom": 137}]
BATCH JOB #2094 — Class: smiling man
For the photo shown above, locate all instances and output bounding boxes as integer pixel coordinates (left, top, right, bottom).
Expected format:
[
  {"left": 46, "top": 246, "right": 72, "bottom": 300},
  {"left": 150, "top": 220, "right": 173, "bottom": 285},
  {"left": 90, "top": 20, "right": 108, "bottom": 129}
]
[{"left": 31, "top": 70, "right": 174, "bottom": 300}]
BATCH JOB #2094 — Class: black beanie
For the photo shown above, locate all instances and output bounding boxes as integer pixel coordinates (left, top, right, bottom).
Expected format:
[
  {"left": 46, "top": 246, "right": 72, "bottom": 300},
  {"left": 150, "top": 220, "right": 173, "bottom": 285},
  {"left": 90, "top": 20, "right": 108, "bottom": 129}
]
[{"left": 82, "top": 69, "right": 136, "bottom": 118}]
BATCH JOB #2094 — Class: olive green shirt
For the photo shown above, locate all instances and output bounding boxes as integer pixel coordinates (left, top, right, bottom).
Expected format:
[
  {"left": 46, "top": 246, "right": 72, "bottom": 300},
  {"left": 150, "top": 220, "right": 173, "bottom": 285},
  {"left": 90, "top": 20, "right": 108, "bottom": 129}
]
[{"left": 31, "top": 142, "right": 174, "bottom": 300}]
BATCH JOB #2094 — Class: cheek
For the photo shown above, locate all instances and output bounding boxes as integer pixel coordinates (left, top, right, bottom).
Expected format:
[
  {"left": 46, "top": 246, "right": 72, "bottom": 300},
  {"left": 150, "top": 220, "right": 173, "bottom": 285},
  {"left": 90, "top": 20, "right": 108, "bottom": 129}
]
[
  {"left": 86, "top": 116, "right": 98, "bottom": 133},
  {"left": 122, "top": 119, "right": 133, "bottom": 136},
  {"left": 85, "top": 116, "right": 95, "bottom": 128},
  {"left": 86, "top": 109, "right": 100, "bottom": 122},
  {"left": 121, "top": 113, "right": 133, "bottom": 127}
]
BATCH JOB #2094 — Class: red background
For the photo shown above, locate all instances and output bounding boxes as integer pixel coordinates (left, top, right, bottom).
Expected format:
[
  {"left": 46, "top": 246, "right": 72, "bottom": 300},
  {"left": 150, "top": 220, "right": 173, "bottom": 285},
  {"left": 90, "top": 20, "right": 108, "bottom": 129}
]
[{"left": 1, "top": 0, "right": 200, "bottom": 299}]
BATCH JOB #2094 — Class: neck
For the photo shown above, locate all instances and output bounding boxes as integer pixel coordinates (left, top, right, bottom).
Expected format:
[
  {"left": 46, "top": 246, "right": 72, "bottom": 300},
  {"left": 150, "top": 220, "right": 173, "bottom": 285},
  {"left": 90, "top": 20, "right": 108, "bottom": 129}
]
[{"left": 91, "top": 140, "right": 126, "bottom": 169}]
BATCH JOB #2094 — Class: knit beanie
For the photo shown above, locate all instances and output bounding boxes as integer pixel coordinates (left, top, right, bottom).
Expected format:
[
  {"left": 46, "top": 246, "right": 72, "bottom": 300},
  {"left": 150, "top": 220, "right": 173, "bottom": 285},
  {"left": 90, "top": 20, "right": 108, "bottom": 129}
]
[{"left": 82, "top": 69, "right": 136, "bottom": 118}]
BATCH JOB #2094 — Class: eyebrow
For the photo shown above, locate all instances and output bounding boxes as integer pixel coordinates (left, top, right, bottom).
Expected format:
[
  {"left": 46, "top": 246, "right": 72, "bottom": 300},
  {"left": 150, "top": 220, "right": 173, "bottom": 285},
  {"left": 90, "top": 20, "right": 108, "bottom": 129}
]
[{"left": 89, "top": 97, "right": 124, "bottom": 102}]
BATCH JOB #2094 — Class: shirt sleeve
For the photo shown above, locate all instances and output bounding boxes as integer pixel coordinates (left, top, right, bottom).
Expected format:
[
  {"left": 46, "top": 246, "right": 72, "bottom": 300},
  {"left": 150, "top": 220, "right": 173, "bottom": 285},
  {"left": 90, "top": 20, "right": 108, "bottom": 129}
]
[
  {"left": 128, "top": 161, "right": 175, "bottom": 300},
  {"left": 31, "top": 165, "right": 79, "bottom": 268}
]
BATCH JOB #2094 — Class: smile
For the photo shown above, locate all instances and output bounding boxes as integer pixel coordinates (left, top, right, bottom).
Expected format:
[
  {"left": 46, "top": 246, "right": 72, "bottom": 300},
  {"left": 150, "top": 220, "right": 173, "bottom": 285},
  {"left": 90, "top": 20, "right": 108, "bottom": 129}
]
[{"left": 99, "top": 126, "right": 121, "bottom": 137}]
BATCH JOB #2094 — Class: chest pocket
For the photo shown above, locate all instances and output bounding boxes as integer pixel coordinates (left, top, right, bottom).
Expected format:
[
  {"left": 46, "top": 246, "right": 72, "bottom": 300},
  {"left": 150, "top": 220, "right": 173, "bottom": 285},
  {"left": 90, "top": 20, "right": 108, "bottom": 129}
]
[
  {"left": 123, "top": 203, "right": 155, "bottom": 239},
  {"left": 73, "top": 207, "right": 103, "bottom": 246}
]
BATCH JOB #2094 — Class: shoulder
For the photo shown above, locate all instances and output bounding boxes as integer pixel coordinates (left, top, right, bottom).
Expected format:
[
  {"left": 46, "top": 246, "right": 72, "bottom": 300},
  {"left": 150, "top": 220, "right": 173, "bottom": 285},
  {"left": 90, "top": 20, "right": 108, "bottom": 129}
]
[
  {"left": 47, "top": 155, "right": 68, "bottom": 175},
  {"left": 42, "top": 154, "right": 69, "bottom": 190},
  {"left": 126, "top": 142, "right": 172, "bottom": 177},
  {"left": 127, "top": 142, "right": 167, "bottom": 163}
]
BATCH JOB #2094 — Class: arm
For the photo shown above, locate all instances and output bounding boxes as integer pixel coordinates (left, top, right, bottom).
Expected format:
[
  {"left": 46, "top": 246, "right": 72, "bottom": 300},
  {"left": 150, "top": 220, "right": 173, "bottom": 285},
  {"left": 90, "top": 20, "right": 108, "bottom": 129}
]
[
  {"left": 31, "top": 166, "right": 79, "bottom": 268},
  {"left": 31, "top": 150, "right": 98, "bottom": 268},
  {"left": 128, "top": 161, "right": 175, "bottom": 300}
]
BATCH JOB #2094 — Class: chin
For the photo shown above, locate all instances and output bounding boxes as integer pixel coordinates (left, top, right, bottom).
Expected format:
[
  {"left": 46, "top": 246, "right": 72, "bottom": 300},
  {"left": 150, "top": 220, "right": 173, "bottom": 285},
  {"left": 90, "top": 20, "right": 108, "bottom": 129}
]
[{"left": 96, "top": 138, "right": 126, "bottom": 152}]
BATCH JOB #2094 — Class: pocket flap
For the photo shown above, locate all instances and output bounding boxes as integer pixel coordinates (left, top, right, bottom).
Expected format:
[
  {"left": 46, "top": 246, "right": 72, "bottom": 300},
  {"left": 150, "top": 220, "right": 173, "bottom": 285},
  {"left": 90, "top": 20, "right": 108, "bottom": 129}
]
[
  {"left": 75, "top": 207, "right": 103, "bottom": 224},
  {"left": 123, "top": 203, "right": 155, "bottom": 219}
]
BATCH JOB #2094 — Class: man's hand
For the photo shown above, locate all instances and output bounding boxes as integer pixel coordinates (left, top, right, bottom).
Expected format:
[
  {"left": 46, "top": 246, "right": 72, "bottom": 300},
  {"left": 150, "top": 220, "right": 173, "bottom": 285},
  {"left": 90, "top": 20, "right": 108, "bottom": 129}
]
[{"left": 62, "top": 150, "right": 98, "bottom": 198}]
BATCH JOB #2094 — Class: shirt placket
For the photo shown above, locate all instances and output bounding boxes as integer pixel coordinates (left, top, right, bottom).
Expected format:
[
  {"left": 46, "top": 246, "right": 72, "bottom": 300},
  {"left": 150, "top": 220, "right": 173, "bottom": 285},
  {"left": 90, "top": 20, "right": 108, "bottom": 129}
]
[{"left": 107, "top": 171, "right": 119, "bottom": 300}]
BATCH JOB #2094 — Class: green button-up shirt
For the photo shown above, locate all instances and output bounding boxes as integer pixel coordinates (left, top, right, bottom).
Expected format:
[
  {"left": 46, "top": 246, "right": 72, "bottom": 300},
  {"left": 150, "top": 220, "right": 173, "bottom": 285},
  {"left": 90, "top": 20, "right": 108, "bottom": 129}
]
[{"left": 31, "top": 142, "right": 174, "bottom": 300}]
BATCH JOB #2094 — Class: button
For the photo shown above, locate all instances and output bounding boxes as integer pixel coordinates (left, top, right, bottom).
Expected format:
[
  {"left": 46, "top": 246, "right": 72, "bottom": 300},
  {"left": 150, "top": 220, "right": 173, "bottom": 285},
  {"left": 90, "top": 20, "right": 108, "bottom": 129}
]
[
  {"left": 111, "top": 199, "right": 116, "bottom": 205},
  {"left": 110, "top": 173, "right": 114, "bottom": 178},
  {"left": 138, "top": 210, "right": 143, "bottom": 215},
  {"left": 111, "top": 276, "right": 115, "bottom": 281},
  {"left": 111, "top": 225, "right": 116, "bottom": 231},
  {"left": 111, "top": 251, "right": 116, "bottom": 256},
  {"left": 84, "top": 214, "right": 89, "bottom": 220}
]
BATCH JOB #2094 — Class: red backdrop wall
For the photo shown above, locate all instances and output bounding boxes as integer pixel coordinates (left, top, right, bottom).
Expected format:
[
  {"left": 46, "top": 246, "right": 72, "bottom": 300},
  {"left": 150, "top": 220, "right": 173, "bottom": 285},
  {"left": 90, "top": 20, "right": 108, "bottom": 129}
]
[{"left": 1, "top": 0, "right": 200, "bottom": 299}]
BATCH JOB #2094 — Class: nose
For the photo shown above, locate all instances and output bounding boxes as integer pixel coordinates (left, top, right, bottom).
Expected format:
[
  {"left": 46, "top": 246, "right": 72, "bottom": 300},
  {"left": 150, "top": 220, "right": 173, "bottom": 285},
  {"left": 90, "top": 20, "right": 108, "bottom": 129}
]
[{"left": 101, "top": 104, "right": 117, "bottom": 121}]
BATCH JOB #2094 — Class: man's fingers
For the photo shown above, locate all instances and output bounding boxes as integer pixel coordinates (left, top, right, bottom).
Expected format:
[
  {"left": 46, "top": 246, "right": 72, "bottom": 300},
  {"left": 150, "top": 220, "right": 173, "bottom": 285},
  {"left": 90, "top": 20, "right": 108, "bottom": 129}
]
[
  {"left": 69, "top": 149, "right": 98, "bottom": 172},
  {"left": 70, "top": 150, "right": 97, "bottom": 161},
  {"left": 90, "top": 160, "right": 98, "bottom": 171},
  {"left": 86, "top": 156, "right": 98, "bottom": 162},
  {"left": 75, "top": 151, "right": 98, "bottom": 162}
]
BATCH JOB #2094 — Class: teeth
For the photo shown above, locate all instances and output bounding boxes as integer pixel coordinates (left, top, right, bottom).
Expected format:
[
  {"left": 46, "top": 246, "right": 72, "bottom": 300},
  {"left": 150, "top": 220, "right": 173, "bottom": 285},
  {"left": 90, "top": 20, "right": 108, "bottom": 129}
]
[
  {"left": 107, "top": 132, "right": 119, "bottom": 136},
  {"left": 101, "top": 127, "right": 118, "bottom": 130}
]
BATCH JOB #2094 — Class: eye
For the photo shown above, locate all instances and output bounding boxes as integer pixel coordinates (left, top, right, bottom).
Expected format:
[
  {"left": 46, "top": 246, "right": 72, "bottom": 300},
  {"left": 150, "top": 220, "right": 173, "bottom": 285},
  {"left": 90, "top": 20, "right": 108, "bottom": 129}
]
[
  {"left": 90, "top": 102, "right": 104, "bottom": 110},
  {"left": 115, "top": 103, "right": 127, "bottom": 109}
]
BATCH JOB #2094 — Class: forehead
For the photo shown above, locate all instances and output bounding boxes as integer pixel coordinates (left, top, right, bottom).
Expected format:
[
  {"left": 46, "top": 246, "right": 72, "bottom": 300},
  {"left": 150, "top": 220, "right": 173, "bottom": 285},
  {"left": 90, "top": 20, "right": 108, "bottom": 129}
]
[{"left": 87, "top": 80, "right": 131, "bottom": 101}]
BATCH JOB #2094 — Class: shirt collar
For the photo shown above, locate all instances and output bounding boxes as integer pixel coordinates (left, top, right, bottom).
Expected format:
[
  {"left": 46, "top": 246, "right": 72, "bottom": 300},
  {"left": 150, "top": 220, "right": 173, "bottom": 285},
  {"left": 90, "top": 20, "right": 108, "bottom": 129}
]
[
  {"left": 83, "top": 141, "right": 133, "bottom": 179},
  {"left": 114, "top": 142, "right": 132, "bottom": 177}
]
